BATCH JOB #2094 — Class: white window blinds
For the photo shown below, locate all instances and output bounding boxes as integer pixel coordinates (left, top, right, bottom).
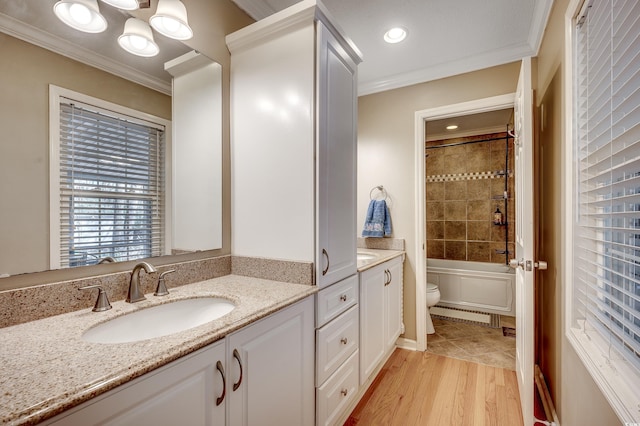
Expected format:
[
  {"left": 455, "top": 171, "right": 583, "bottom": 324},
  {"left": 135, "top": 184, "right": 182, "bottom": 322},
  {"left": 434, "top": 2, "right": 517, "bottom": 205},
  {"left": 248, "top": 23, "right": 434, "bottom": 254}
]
[
  {"left": 572, "top": 0, "right": 640, "bottom": 389},
  {"left": 56, "top": 97, "right": 166, "bottom": 267}
]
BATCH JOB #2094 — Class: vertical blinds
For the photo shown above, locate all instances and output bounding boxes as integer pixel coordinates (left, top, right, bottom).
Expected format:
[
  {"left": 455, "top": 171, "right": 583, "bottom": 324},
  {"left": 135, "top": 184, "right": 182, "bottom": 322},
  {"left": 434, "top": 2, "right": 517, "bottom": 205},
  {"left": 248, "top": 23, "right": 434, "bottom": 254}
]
[
  {"left": 573, "top": 0, "right": 640, "bottom": 375},
  {"left": 58, "top": 99, "right": 165, "bottom": 267}
]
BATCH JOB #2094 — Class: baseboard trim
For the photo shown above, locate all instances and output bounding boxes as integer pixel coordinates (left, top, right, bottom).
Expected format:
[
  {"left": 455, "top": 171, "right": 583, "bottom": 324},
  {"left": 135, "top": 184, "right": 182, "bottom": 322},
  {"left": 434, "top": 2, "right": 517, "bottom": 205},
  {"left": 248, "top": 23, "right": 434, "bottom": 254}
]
[{"left": 396, "top": 337, "right": 417, "bottom": 351}]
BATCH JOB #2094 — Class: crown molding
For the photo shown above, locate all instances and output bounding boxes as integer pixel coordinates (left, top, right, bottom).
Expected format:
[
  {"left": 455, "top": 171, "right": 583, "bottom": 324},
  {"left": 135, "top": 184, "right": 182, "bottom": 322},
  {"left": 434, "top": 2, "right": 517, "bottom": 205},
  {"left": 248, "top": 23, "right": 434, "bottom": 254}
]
[
  {"left": 358, "top": 42, "right": 533, "bottom": 96},
  {"left": 0, "top": 12, "right": 171, "bottom": 95}
]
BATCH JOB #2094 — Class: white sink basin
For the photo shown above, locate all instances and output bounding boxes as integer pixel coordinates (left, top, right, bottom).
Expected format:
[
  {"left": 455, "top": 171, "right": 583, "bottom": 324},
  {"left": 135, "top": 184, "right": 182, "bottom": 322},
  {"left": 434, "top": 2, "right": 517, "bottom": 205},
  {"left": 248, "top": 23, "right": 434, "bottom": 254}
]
[
  {"left": 357, "top": 251, "right": 378, "bottom": 261},
  {"left": 82, "top": 298, "right": 236, "bottom": 344}
]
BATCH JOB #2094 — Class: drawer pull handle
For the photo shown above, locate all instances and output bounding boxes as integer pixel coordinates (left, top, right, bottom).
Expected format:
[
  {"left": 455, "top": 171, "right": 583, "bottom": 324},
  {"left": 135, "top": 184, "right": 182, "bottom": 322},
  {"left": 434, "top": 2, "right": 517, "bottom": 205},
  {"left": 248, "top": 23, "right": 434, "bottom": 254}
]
[
  {"left": 340, "top": 294, "right": 347, "bottom": 302},
  {"left": 215, "top": 360, "right": 226, "bottom": 406},
  {"left": 340, "top": 337, "right": 348, "bottom": 345},
  {"left": 232, "top": 349, "right": 243, "bottom": 391},
  {"left": 341, "top": 388, "right": 348, "bottom": 397}
]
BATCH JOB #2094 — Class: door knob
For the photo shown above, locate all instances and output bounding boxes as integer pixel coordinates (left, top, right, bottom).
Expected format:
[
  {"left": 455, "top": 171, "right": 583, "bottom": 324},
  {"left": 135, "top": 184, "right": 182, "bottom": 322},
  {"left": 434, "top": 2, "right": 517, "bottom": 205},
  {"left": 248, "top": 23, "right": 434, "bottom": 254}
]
[
  {"left": 509, "top": 258, "right": 524, "bottom": 269},
  {"left": 509, "top": 258, "right": 548, "bottom": 271}
]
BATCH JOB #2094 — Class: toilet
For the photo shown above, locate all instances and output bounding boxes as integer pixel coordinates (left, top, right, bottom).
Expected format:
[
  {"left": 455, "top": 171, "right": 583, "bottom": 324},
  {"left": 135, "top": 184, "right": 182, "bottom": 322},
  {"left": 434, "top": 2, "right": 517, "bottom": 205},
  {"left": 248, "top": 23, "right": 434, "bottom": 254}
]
[{"left": 426, "top": 282, "right": 441, "bottom": 334}]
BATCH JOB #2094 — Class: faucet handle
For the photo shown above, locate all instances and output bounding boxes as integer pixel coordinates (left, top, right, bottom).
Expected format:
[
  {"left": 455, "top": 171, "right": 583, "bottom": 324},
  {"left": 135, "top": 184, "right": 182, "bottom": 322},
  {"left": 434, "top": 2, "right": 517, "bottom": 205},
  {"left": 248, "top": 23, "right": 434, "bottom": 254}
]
[
  {"left": 79, "top": 285, "right": 112, "bottom": 312},
  {"left": 154, "top": 269, "right": 176, "bottom": 296}
]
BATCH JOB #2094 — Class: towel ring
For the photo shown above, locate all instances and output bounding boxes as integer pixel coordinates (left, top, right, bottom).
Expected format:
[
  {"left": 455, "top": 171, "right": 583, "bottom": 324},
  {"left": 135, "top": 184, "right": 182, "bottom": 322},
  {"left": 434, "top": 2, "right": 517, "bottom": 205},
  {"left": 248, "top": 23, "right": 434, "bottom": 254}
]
[{"left": 370, "top": 185, "right": 388, "bottom": 201}]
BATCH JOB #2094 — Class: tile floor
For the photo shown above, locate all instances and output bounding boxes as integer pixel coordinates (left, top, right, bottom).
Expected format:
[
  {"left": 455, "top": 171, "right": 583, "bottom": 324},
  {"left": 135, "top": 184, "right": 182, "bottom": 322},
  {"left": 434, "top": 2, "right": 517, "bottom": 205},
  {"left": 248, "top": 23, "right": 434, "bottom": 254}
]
[{"left": 426, "top": 315, "right": 516, "bottom": 370}]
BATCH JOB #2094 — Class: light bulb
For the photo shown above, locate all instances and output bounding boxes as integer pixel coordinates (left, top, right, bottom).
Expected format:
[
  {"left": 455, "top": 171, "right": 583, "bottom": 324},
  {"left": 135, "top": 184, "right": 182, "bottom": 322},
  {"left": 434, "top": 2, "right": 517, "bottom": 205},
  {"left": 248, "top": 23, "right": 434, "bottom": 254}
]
[
  {"left": 129, "top": 34, "right": 148, "bottom": 50},
  {"left": 159, "top": 16, "right": 180, "bottom": 34},
  {"left": 69, "top": 3, "right": 92, "bottom": 24},
  {"left": 384, "top": 27, "right": 408, "bottom": 44},
  {"left": 53, "top": 0, "right": 108, "bottom": 33}
]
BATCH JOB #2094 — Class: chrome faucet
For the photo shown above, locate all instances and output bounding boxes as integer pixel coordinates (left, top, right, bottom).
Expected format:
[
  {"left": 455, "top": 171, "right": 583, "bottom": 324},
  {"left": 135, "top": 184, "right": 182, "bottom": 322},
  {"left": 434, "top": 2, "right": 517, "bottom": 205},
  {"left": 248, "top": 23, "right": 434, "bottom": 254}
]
[{"left": 126, "top": 262, "right": 157, "bottom": 303}]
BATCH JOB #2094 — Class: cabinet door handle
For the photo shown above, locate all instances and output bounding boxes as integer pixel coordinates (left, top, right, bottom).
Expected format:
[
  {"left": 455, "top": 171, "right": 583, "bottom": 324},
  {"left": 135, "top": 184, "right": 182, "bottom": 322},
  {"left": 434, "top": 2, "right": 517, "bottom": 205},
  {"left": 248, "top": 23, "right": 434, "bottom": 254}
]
[
  {"left": 215, "top": 360, "right": 226, "bottom": 406},
  {"left": 384, "top": 270, "right": 390, "bottom": 286},
  {"left": 340, "top": 388, "right": 348, "bottom": 396},
  {"left": 340, "top": 294, "right": 347, "bottom": 302},
  {"left": 322, "top": 249, "right": 330, "bottom": 276},
  {"left": 232, "top": 349, "right": 243, "bottom": 391},
  {"left": 340, "top": 337, "right": 348, "bottom": 345},
  {"left": 387, "top": 269, "right": 393, "bottom": 285}
]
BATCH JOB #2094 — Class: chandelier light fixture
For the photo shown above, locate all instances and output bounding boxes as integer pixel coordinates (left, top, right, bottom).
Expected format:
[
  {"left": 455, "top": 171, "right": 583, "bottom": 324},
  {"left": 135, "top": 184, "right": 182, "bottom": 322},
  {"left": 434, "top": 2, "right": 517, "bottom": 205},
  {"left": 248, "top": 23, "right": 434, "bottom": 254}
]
[{"left": 53, "top": 0, "right": 193, "bottom": 57}]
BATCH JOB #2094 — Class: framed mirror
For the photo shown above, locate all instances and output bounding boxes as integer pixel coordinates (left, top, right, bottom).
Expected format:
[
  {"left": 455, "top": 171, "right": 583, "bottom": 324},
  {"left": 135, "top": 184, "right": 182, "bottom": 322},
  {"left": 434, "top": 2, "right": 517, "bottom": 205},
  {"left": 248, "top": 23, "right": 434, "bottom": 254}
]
[{"left": 0, "top": 0, "right": 222, "bottom": 281}]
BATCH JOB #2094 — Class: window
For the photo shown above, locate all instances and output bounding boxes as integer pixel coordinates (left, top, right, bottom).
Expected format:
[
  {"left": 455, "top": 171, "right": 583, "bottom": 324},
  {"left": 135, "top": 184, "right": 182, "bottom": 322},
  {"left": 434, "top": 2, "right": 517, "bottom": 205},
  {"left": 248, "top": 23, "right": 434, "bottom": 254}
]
[
  {"left": 568, "top": 0, "right": 640, "bottom": 421},
  {"left": 50, "top": 86, "right": 169, "bottom": 268}
]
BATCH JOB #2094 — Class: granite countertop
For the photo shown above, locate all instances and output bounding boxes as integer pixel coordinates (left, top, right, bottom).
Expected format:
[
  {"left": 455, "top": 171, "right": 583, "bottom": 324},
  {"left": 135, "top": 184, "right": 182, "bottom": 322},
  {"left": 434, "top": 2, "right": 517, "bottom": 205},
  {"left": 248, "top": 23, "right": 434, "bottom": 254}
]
[
  {"left": 357, "top": 248, "right": 405, "bottom": 272},
  {"left": 0, "top": 275, "right": 317, "bottom": 425}
]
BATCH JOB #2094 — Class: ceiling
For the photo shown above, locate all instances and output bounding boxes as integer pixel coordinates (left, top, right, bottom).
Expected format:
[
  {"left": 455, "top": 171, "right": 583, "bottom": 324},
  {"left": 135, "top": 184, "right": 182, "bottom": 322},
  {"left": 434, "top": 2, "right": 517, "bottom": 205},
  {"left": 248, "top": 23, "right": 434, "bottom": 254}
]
[
  {"left": 231, "top": 0, "right": 554, "bottom": 96},
  {"left": 426, "top": 108, "right": 514, "bottom": 141}
]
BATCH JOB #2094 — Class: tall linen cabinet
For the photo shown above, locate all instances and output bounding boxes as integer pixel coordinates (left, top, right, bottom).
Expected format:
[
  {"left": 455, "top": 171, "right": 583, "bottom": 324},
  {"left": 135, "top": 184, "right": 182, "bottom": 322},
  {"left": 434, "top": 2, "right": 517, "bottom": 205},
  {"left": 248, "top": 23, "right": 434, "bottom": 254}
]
[{"left": 226, "top": 0, "right": 362, "bottom": 287}]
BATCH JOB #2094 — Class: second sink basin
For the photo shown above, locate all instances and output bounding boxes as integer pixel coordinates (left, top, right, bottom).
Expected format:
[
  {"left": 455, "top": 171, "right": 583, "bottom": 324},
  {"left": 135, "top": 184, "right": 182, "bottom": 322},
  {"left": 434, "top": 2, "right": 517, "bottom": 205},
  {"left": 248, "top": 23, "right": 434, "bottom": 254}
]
[
  {"left": 82, "top": 297, "right": 236, "bottom": 344},
  {"left": 357, "top": 252, "right": 378, "bottom": 261}
]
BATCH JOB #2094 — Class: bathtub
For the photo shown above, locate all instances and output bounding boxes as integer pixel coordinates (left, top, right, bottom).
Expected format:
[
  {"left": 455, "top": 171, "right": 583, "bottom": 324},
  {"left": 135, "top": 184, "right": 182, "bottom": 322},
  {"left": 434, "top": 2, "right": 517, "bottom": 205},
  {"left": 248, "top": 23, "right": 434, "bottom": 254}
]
[{"left": 426, "top": 259, "right": 515, "bottom": 316}]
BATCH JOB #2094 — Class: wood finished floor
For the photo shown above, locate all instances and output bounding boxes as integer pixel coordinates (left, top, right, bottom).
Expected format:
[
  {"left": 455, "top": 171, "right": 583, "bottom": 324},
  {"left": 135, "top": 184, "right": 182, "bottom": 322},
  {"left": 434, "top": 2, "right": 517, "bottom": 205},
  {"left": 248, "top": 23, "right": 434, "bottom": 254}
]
[{"left": 345, "top": 349, "right": 523, "bottom": 426}]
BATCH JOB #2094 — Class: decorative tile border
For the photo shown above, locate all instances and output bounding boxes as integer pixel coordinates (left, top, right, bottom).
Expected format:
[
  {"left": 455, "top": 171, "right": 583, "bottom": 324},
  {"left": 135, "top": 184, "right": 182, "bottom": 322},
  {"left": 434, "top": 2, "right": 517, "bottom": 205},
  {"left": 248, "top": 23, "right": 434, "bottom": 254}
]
[{"left": 427, "top": 170, "right": 512, "bottom": 183}]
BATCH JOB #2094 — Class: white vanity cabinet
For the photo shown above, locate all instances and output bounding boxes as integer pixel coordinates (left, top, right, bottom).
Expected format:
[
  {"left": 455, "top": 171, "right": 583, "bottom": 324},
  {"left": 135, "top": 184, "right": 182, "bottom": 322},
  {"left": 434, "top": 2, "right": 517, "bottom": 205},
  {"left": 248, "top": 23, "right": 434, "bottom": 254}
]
[
  {"left": 359, "top": 256, "right": 404, "bottom": 385},
  {"left": 226, "top": 297, "right": 315, "bottom": 425},
  {"left": 315, "top": 275, "right": 359, "bottom": 426},
  {"left": 46, "top": 340, "right": 227, "bottom": 426},
  {"left": 45, "top": 297, "right": 314, "bottom": 426},
  {"left": 226, "top": 0, "right": 362, "bottom": 287}
]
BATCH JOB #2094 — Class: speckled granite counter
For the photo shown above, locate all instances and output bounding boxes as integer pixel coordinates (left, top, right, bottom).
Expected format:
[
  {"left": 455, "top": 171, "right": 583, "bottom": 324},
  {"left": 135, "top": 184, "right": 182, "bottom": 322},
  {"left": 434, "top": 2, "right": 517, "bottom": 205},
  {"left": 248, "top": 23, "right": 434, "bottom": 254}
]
[
  {"left": 0, "top": 275, "right": 317, "bottom": 425},
  {"left": 357, "top": 249, "right": 405, "bottom": 272}
]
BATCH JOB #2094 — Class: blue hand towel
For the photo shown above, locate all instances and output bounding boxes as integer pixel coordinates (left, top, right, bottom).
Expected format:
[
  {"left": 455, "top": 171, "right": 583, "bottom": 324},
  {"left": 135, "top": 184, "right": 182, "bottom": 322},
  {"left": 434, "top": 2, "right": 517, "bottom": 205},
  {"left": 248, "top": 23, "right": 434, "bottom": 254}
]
[{"left": 362, "top": 199, "right": 392, "bottom": 237}]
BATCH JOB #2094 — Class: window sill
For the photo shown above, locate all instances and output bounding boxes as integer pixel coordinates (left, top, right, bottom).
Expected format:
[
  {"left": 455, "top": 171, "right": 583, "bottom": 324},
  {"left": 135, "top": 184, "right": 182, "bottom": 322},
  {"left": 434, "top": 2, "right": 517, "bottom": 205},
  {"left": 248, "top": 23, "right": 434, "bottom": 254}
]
[{"left": 567, "top": 327, "right": 640, "bottom": 423}]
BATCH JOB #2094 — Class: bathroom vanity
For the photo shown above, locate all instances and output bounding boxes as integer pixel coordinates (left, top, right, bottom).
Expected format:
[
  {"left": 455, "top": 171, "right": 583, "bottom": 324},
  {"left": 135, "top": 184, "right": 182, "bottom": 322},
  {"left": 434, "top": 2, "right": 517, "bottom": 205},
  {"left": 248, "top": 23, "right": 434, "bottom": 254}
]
[
  {"left": 0, "top": 276, "right": 316, "bottom": 425},
  {"left": 44, "top": 297, "right": 314, "bottom": 426}
]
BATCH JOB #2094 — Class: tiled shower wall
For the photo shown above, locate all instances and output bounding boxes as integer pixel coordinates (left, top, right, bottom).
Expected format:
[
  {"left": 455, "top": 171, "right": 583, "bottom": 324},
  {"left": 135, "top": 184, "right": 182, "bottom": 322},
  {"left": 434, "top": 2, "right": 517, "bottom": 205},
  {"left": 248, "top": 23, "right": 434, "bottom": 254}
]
[{"left": 425, "top": 132, "right": 515, "bottom": 264}]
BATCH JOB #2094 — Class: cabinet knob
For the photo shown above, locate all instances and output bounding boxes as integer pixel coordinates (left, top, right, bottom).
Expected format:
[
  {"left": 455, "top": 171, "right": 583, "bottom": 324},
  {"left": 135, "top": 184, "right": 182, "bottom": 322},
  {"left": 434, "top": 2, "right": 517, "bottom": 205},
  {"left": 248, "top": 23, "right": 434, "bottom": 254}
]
[
  {"left": 340, "top": 337, "right": 348, "bottom": 345},
  {"left": 341, "top": 388, "right": 348, "bottom": 397},
  {"left": 340, "top": 294, "right": 347, "bottom": 302}
]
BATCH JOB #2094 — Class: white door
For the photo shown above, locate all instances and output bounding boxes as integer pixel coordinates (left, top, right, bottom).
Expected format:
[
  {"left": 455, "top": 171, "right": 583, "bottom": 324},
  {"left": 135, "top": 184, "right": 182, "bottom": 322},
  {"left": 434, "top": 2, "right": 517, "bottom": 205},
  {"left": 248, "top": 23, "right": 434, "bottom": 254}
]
[
  {"left": 512, "top": 57, "right": 535, "bottom": 425},
  {"left": 316, "top": 22, "right": 358, "bottom": 287}
]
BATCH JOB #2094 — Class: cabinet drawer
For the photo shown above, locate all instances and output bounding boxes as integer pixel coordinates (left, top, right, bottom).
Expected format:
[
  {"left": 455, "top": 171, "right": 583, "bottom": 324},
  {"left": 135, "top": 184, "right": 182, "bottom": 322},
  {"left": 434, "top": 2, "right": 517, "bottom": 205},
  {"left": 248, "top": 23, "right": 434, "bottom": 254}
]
[
  {"left": 316, "top": 305, "right": 359, "bottom": 385},
  {"left": 316, "top": 350, "right": 359, "bottom": 426},
  {"left": 316, "top": 274, "right": 358, "bottom": 327}
]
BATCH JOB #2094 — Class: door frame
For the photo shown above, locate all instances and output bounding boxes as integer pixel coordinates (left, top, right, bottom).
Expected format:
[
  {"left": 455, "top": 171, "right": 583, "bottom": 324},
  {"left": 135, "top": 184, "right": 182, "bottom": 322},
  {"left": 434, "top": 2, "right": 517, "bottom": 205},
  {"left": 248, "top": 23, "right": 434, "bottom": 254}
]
[{"left": 413, "top": 93, "right": 516, "bottom": 352}]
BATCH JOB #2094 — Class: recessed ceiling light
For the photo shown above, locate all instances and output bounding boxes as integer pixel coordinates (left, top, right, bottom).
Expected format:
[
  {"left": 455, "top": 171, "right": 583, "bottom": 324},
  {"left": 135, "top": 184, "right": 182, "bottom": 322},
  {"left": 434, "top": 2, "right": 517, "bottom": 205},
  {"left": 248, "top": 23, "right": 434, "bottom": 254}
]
[
  {"left": 384, "top": 27, "right": 407, "bottom": 44},
  {"left": 446, "top": 125, "right": 459, "bottom": 130}
]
